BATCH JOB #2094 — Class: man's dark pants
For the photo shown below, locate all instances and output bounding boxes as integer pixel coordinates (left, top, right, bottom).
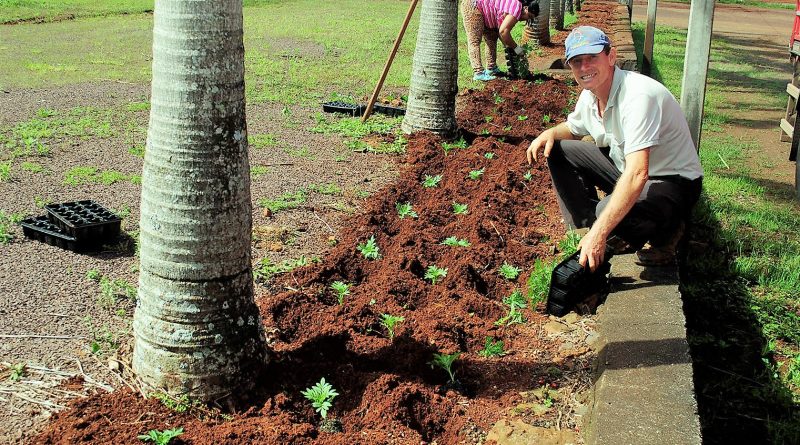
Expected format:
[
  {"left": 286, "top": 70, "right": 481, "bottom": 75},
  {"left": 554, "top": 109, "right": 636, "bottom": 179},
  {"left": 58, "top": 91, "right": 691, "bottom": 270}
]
[{"left": 546, "top": 140, "right": 702, "bottom": 249}]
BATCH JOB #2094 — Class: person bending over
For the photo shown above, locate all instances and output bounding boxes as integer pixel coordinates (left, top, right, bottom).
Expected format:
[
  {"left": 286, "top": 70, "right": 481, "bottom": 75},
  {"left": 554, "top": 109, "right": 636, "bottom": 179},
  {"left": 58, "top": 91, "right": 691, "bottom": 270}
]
[
  {"left": 526, "top": 26, "right": 703, "bottom": 270},
  {"left": 460, "top": 0, "right": 539, "bottom": 81}
]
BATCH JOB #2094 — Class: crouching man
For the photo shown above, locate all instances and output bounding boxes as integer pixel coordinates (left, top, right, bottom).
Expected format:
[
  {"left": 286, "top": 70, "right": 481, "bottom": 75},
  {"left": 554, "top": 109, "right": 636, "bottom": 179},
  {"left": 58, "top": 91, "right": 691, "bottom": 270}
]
[{"left": 526, "top": 26, "right": 703, "bottom": 271}]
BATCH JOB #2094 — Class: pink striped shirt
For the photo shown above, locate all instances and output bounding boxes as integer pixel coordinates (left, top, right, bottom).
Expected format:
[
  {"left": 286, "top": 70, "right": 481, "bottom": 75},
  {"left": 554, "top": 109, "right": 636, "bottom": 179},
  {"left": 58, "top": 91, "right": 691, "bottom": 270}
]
[{"left": 476, "top": 0, "right": 523, "bottom": 29}]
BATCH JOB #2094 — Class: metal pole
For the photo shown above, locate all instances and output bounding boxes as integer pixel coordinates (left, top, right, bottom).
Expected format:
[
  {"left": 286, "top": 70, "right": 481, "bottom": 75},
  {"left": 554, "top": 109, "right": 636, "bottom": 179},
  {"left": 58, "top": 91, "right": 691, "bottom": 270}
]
[
  {"left": 680, "top": 0, "right": 716, "bottom": 151},
  {"left": 642, "top": 0, "right": 657, "bottom": 76}
]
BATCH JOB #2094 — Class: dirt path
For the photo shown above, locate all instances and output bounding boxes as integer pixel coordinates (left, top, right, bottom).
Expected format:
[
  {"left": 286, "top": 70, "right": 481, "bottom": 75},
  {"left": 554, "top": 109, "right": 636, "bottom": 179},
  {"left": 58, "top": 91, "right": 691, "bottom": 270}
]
[{"left": 632, "top": 0, "right": 797, "bottom": 191}]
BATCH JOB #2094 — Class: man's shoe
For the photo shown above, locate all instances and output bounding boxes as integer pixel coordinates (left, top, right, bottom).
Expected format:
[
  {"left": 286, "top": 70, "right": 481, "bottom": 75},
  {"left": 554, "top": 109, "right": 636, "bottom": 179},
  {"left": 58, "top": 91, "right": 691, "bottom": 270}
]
[
  {"left": 487, "top": 67, "right": 505, "bottom": 77},
  {"left": 473, "top": 71, "right": 496, "bottom": 81},
  {"left": 635, "top": 221, "right": 685, "bottom": 266},
  {"left": 606, "top": 236, "right": 636, "bottom": 255}
]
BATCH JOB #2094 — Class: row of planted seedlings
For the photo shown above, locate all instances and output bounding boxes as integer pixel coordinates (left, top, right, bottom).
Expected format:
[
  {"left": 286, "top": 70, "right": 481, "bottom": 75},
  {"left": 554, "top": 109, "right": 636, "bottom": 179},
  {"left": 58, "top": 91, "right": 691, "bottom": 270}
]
[{"left": 255, "top": 79, "right": 586, "bottom": 436}]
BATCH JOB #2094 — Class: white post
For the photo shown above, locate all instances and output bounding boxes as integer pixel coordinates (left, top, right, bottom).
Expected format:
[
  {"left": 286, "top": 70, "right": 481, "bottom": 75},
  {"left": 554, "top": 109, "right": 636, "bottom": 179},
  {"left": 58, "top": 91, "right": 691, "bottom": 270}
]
[
  {"left": 680, "top": 0, "right": 715, "bottom": 150},
  {"left": 642, "top": 0, "right": 657, "bottom": 76}
]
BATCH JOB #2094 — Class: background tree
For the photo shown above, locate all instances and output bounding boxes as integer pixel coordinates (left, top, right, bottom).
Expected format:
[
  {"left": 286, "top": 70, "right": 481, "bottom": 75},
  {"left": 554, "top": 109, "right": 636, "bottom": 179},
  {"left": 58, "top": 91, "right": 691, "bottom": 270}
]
[
  {"left": 550, "top": 0, "right": 565, "bottom": 31},
  {"left": 401, "top": 0, "right": 458, "bottom": 136},
  {"left": 524, "top": 0, "right": 551, "bottom": 46},
  {"left": 133, "top": 0, "right": 267, "bottom": 402}
]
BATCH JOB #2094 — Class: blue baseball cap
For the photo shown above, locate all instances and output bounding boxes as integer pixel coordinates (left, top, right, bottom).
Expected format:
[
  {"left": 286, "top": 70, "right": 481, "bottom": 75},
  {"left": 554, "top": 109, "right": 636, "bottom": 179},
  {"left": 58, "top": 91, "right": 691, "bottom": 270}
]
[{"left": 564, "top": 26, "right": 611, "bottom": 62}]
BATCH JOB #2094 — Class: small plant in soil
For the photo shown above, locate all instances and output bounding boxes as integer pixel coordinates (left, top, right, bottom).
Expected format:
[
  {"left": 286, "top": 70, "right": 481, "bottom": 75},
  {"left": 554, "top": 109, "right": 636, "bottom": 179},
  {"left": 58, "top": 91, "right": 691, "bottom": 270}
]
[
  {"left": 478, "top": 337, "right": 506, "bottom": 358},
  {"left": 468, "top": 168, "right": 484, "bottom": 180},
  {"left": 330, "top": 281, "right": 350, "bottom": 305},
  {"left": 503, "top": 125, "right": 512, "bottom": 131},
  {"left": 430, "top": 352, "right": 461, "bottom": 384},
  {"left": 484, "top": 115, "right": 493, "bottom": 123},
  {"left": 150, "top": 391, "right": 202, "bottom": 414},
  {"left": 0, "top": 162, "right": 11, "bottom": 182},
  {"left": 452, "top": 202, "right": 468, "bottom": 215},
  {"left": 480, "top": 128, "right": 490, "bottom": 136},
  {"left": 495, "top": 289, "right": 527, "bottom": 326},
  {"left": 395, "top": 201, "right": 418, "bottom": 219},
  {"left": 518, "top": 115, "right": 528, "bottom": 121},
  {"left": 302, "top": 377, "right": 339, "bottom": 419},
  {"left": 424, "top": 264, "right": 448, "bottom": 284},
  {"left": 498, "top": 262, "right": 521, "bottom": 281},
  {"left": 441, "top": 137, "right": 467, "bottom": 155},
  {"left": 493, "top": 92, "right": 503, "bottom": 104},
  {"left": 484, "top": 152, "right": 495, "bottom": 159},
  {"left": 380, "top": 313, "right": 405, "bottom": 340},
  {"left": 422, "top": 174, "right": 442, "bottom": 188},
  {"left": 523, "top": 170, "right": 533, "bottom": 181},
  {"left": 527, "top": 258, "right": 555, "bottom": 306},
  {"left": 357, "top": 235, "right": 381, "bottom": 260},
  {"left": 8, "top": 363, "right": 26, "bottom": 381},
  {"left": 441, "top": 236, "right": 470, "bottom": 247},
  {"left": 559, "top": 230, "right": 582, "bottom": 256},
  {"left": 542, "top": 114, "right": 551, "bottom": 124},
  {"left": 138, "top": 428, "right": 184, "bottom": 445}
]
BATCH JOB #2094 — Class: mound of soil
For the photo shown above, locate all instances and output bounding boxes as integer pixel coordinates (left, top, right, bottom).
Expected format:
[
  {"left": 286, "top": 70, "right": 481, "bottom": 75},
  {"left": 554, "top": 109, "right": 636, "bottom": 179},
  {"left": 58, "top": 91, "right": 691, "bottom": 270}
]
[{"left": 32, "top": 77, "right": 590, "bottom": 445}]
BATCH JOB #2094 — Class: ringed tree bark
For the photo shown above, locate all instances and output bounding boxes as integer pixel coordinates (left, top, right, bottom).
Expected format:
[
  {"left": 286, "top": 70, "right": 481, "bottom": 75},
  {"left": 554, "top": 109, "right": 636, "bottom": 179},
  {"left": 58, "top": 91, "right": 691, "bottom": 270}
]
[
  {"left": 133, "top": 0, "right": 267, "bottom": 402},
  {"left": 550, "top": 0, "right": 565, "bottom": 31},
  {"left": 401, "top": 0, "right": 458, "bottom": 136},
  {"left": 524, "top": 0, "right": 551, "bottom": 46}
]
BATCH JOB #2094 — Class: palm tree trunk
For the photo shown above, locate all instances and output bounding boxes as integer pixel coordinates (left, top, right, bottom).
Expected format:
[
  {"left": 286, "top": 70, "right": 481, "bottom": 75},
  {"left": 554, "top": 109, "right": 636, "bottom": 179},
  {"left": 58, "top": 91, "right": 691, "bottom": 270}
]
[
  {"left": 133, "top": 0, "right": 267, "bottom": 402},
  {"left": 524, "top": 0, "right": 551, "bottom": 45},
  {"left": 550, "top": 0, "right": 564, "bottom": 31},
  {"left": 401, "top": 0, "right": 458, "bottom": 136}
]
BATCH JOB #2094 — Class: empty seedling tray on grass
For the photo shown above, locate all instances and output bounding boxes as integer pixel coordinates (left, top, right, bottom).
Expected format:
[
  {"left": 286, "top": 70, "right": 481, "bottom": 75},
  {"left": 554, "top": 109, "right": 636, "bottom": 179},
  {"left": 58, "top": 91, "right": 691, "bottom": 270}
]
[
  {"left": 322, "top": 101, "right": 366, "bottom": 116},
  {"left": 44, "top": 200, "right": 121, "bottom": 241}
]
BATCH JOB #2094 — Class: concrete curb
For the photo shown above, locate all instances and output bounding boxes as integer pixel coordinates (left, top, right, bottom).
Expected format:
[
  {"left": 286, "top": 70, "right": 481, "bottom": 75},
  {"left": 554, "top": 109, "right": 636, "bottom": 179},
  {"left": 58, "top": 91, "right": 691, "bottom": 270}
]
[{"left": 583, "top": 254, "right": 701, "bottom": 444}]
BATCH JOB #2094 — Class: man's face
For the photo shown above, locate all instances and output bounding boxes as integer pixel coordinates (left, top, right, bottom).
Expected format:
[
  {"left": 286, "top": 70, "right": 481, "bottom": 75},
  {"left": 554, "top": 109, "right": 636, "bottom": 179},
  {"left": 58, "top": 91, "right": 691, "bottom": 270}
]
[{"left": 567, "top": 48, "right": 617, "bottom": 93}]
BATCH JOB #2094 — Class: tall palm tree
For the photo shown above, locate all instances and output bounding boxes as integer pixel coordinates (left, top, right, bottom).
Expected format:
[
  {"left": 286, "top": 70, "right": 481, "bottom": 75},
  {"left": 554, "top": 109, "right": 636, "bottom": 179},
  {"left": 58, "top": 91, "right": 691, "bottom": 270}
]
[
  {"left": 401, "top": 0, "right": 458, "bottom": 136},
  {"left": 133, "top": 0, "right": 267, "bottom": 402},
  {"left": 524, "top": 0, "right": 551, "bottom": 46},
  {"left": 550, "top": 0, "right": 565, "bottom": 31}
]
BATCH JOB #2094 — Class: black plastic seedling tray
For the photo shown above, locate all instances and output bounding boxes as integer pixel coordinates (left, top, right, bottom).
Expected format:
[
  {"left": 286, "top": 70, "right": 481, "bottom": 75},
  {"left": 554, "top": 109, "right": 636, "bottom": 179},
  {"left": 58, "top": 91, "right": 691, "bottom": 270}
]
[
  {"left": 373, "top": 103, "right": 406, "bottom": 117},
  {"left": 20, "top": 215, "right": 84, "bottom": 252},
  {"left": 44, "top": 200, "right": 121, "bottom": 242},
  {"left": 546, "top": 251, "right": 612, "bottom": 316},
  {"left": 322, "top": 101, "right": 366, "bottom": 116}
]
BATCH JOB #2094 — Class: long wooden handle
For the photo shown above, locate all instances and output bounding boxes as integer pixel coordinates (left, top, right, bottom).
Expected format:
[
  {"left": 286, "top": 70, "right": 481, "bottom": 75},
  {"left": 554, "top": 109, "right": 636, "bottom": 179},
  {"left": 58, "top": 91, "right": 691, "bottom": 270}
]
[{"left": 362, "top": 0, "right": 419, "bottom": 122}]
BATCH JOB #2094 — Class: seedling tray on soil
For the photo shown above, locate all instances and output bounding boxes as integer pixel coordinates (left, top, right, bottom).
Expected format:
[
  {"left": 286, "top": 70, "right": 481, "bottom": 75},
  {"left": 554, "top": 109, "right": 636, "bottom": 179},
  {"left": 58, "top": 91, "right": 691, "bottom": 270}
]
[
  {"left": 547, "top": 251, "right": 611, "bottom": 316},
  {"left": 44, "top": 200, "right": 121, "bottom": 242},
  {"left": 20, "top": 215, "right": 84, "bottom": 252},
  {"left": 322, "top": 101, "right": 366, "bottom": 116}
]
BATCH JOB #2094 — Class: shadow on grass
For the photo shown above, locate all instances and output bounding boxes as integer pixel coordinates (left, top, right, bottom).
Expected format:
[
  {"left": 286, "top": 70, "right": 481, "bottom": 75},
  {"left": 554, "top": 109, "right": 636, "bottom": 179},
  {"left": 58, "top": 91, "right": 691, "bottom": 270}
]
[{"left": 680, "top": 197, "right": 800, "bottom": 444}]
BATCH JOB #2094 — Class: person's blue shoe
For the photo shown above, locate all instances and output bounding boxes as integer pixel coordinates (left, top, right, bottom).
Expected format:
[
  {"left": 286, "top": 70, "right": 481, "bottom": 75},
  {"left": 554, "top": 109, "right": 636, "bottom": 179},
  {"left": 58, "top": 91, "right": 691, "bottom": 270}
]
[
  {"left": 473, "top": 71, "right": 495, "bottom": 81},
  {"left": 487, "top": 67, "right": 505, "bottom": 77}
]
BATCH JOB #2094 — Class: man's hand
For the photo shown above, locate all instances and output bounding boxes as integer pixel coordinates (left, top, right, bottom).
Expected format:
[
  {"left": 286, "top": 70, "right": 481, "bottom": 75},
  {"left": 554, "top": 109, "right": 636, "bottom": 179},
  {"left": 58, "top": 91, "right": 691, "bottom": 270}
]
[
  {"left": 527, "top": 129, "right": 554, "bottom": 164},
  {"left": 578, "top": 226, "right": 607, "bottom": 272}
]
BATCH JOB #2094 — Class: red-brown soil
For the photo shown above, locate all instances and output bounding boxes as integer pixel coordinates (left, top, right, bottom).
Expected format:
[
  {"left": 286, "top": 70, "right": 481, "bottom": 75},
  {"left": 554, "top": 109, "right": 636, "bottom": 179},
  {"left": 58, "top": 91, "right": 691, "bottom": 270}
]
[{"left": 30, "top": 78, "right": 587, "bottom": 444}]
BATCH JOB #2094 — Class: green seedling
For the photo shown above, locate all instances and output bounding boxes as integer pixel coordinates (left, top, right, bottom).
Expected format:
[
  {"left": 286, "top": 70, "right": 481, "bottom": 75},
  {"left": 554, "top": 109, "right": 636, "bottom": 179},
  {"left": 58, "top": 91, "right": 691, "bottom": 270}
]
[
  {"left": 468, "top": 168, "right": 485, "bottom": 180},
  {"left": 380, "top": 313, "right": 405, "bottom": 340},
  {"left": 253, "top": 255, "right": 317, "bottom": 282},
  {"left": 527, "top": 258, "right": 555, "bottom": 306},
  {"left": 138, "top": 428, "right": 184, "bottom": 445},
  {"left": 430, "top": 352, "right": 461, "bottom": 384},
  {"left": 484, "top": 115, "right": 493, "bottom": 123},
  {"left": 442, "top": 138, "right": 467, "bottom": 155},
  {"left": 151, "top": 392, "right": 197, "bottom": 413},
  {"left": 523, "top": 171, "right": 533, "bottom": 181},
  {"left": 302, "top": 377, "right": 339, "bottom": 419},
  {"left": 8, "top": 363, "right": 26, "bottom": 381},
  {"left": 452, "top": 202, "right": 468, "bottom": 215},
  {"left": 308, "top": 182, "right": 342, "bottom": 196},
  {"left": 396, "top": 202, "right": 418, "bottom": 219},
  {"left": 498, "top": 262, "right": 521, "bottom": 281},
  {"left": 480, "top": 128, "right": 490, "bottom": 136},
  {"left": 424, "top": 265, "right": 448, "bottom": 284},
  {"left": 86, "top": 269, "right": 101, "bottom": 281},
  {"left": 518, "top": 115, "right": 528, "bottom": 121},
  {"left": 422, "top": 174, "right": 442, "bottom": 188},
  {"left": 484, "top": 152, "right": 495, "bottom": 159},
  {"left": 441, "top": 236, "right": 470, "bottom": 247},
  {"left": 542, "top": 114, "right": 551, "bottom": 124},
  {"left": 479, "top": 337, "right": 506, "bottom": 357},
  {"left": 357, "top": 235, "right": 381, "bottom": 260},
  {"left": 258, "top": 189, "right": 307, "bottom": 213},
  {"left": 503, "top": 125, "right": 512, "bottom": 131},
  {"left": 493, "top": 92, "right": 503, "bottom": 104},
  {"left": 0, "top": 162, "right": 11, "bottom": 182},
  {"left": 495, "top": 289, "right": 527, "bottom": 326},
  {"left": 330, "top": 281, "right": 350, "bottom": 305}
]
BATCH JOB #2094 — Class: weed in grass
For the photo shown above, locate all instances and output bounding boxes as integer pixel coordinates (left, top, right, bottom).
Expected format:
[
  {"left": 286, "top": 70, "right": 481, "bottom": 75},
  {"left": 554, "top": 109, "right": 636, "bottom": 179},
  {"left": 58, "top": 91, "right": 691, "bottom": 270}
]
[
  {"left": 357, "top": 235, "right": 381, "bottom": 260},
  {"left": 64, "top": 166, "right": 135, "bottom": 186},
  {"left": 527, "top": 259, "right": 555, "bottom": 306},
  {"left": 468, "top": 168, "right": 485, "bottom": 180},
  {"left": 396, "top": 202, "right": 418, "bottom": 219},
  {"left": 424, "top": 265, "right": 448, "bottom": 284},
  {"left": 138, "top": 428, "right": 183, "bottom": 445},
  {"left": 128, "top": 145, "right": 145, "bottom": 158},
  {"left": 0, "top": 162, "right": 11, "bottom": 181},
  {"left": 479, "top": 337, "right": 506, "bottom": 357},
  {"left": 302, "top": 377, "right": 339, "bottom": 419},
  {"left": 0, "top": 211, "right": 23, "bottom": 244},
  {"left": 283, "top": 146, "right": 315, "bottom": 159},
  {"left": 430, "top": 352, "right": 460, "bottom": 383},
  {"left": 8, "top": 363, "right": 26, "bottom": 381},
  {"left": 380, "top": 313, "right": 405, "bottom": 341},
  {"left": 442, "top": 137, "right": 467, "bottom": 155},
  {"left": 36, "top": 108, "right": 56, "bottom": 118},
  {"left": 83, "top": 317, "right": 121, "bottom": 355},
  {"left": 96, "top": 275, "right": 137, "bottom": 308},
  {"left": 127, "top": 101, "right": 150, "bottom": 112},
  {"left": 86, "top": 269, "right": 101, "bottom": 281},
  {"left": 330, "top": 281, "right": 350, "bottom": 305},
  {"left": 151, "top": 391, "right": 197, "bottom": 413},
  {"left": 33, "top": 196, "right": 51, "bottom": 208},
  {"left": 308, "top": 183, "right": 342, "bottom": 196},
  {"left": 422, "top": 174, "right": 442, "bottom": 188},
  {"left": 250, "top": 133, "right": 280, "bottom": 149},
  {"left": 496, "top": 289, "right": 527, "bottom": 326},
  {"left": 498, "top": 262, "right": 521, "bottom": 280},
  {"left": 258, "top": 189, "right": 307, "bottom": 213},
  {"left": 20, "top": 161, "right": 44, "bottom": 174},
  {"left": 452, "top": 202, "right": 468, "bottom": 215},
  {"left": 253, "top": 255, "right": 316, "bottom": 282},
  {"left": 441, "top": 236, "right": 470, "bottom": 247},
  {"left": 251, "top": 165, "right": 270, "bottom": 177}
]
